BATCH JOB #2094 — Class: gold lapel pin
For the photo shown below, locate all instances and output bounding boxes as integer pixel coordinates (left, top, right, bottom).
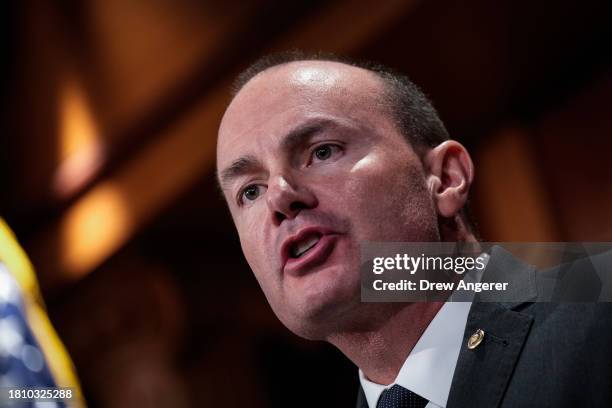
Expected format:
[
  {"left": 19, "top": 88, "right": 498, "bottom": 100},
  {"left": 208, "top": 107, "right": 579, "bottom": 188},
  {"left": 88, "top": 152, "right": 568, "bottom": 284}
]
[{"left": 467, "top": 329, "right": 485, "bottom": 349}]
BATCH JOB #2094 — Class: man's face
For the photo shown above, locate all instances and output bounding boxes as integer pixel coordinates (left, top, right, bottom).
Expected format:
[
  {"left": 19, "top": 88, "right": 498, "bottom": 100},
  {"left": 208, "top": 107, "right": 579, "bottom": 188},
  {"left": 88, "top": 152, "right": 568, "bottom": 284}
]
[{"left": 217, "top": 61, "right": 439, "bottom": 339}]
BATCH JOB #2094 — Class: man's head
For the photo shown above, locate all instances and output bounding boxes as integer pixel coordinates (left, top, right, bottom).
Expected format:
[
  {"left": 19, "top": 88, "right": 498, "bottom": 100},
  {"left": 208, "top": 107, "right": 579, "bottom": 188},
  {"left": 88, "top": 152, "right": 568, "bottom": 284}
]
[{"left": 216, "top": 53, "right": 475, "bottom": 339}]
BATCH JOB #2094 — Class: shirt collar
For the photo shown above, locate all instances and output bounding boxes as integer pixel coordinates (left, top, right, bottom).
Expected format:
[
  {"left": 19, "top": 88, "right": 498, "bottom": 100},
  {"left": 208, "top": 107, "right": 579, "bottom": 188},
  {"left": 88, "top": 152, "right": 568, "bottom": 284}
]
[
  {"left": 360, "top": 301, "right": 475, "bottom": 407},
  {"left": 358, "top": 253, "right": 489, "bottom": 408},
  {"left": 359, "top": 301, "right": 471, "bottom": 407}
]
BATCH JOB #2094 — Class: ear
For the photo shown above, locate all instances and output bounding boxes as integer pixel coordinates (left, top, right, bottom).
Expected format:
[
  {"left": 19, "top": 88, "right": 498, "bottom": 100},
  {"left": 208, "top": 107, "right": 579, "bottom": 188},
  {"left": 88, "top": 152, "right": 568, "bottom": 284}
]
[{"left": 423, "top": 140, "right": 474, "bottom": 218}]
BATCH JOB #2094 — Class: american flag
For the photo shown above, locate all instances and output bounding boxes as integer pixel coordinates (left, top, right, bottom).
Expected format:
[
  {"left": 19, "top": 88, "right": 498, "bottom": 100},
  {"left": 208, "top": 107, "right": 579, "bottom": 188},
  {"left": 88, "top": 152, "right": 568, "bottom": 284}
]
[{"left": 0, "top": 262, "right": 67, "bottom": 408}]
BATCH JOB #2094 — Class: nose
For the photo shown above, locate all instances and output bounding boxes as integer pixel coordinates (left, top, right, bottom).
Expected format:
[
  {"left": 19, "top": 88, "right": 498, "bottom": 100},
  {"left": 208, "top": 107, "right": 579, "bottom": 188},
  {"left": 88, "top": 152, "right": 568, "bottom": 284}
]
[{"left": 266, "top": 174, "right": 317, "bottom": 225}]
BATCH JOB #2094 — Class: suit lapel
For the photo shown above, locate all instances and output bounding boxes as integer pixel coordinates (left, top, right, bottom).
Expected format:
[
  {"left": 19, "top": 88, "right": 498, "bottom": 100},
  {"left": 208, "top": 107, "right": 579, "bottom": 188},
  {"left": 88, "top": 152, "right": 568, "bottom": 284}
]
[
  {"left": 446, "top": 302, "right": 533, "bottom": 408},
  {"left": 356, "top": 247, "right": 538, "bottom": 408},
  {"left": 447, "top": 246, "right": 537, "bottom": 408},
  {"left": 355, "top": 385, "right": 368, "bottom": 408}
]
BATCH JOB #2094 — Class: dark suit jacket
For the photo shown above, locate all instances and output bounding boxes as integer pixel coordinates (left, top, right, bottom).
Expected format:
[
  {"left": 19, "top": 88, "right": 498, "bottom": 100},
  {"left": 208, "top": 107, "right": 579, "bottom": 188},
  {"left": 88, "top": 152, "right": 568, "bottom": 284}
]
[{"left": 356, "top": 246, "right": 612, "bottom": 407}]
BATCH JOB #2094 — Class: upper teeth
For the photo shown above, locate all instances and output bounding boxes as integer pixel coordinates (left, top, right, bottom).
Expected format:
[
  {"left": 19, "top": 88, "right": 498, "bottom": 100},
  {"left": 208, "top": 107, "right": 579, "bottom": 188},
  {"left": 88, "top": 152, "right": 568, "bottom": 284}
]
[{"left": 291, "top": 235, "right": 320, "bottom": 258}]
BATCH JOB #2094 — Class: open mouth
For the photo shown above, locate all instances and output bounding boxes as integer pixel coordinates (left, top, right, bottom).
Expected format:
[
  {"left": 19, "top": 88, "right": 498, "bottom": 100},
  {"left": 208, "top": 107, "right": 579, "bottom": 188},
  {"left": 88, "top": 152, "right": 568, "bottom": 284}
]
[
  {"left": 289, "top": 233, "right": 321, "bottom": 258},
  {"left": 281, "top": 226, "right": 340, "bottom": 275}
]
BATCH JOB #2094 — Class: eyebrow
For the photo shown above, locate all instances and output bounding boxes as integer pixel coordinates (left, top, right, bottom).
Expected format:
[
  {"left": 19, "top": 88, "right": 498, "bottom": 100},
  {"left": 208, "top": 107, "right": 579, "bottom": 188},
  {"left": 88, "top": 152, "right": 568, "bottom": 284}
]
[
  {"left": 217, "top": 154, "right": 263, "bottom": 191},
  {"left": 218, "top": 119, "right": 332, "bottom": 190}
]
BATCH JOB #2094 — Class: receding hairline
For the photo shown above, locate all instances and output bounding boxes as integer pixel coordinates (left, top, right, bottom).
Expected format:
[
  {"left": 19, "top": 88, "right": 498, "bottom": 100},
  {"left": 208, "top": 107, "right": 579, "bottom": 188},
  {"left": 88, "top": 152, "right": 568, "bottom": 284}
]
[
  {"left": 230, "top": 57, "right": 447, "bottom": 163},
  {"left": 226, "top": 58, "right": 403, "bottom": 149},
  {"left": 230, "top": 58, "right": 392, "bottom": 108}
]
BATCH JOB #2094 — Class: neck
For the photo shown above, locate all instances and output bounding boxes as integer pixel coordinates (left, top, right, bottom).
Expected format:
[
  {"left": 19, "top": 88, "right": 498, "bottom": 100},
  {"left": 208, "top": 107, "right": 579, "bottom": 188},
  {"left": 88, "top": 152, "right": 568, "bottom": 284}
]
[
  {"left": 329, "top": 220, "right": 477, "bottom": 385},
  {"left": 440, "top": 214, "right": 478, "bottom": 243},
  {"left": 326, "top": 301, "right": 444, "bottom": 385}
]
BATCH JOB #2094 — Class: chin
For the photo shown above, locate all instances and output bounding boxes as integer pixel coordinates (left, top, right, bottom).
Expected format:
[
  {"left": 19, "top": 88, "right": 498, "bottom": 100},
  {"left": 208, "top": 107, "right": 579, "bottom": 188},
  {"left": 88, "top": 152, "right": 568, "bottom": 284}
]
[
  {"left": 281, "top": 282, "right": 361, "bottom": 340},
  {"left": 282, "top": 311, "right": 336, "bottom": 340}
]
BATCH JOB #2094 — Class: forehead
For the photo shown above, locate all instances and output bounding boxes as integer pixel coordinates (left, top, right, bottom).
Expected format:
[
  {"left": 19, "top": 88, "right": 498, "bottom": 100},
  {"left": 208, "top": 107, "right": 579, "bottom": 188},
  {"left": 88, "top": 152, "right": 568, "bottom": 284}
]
[{"left": 216, "top": 60, "right": 389, "bottom": 169}]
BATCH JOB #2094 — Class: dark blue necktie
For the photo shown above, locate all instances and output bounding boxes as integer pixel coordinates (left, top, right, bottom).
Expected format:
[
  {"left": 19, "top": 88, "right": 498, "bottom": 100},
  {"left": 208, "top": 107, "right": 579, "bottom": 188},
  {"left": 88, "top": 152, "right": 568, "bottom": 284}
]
[{"left": 376, "top": 384, "right": 428, "bottom": 408}]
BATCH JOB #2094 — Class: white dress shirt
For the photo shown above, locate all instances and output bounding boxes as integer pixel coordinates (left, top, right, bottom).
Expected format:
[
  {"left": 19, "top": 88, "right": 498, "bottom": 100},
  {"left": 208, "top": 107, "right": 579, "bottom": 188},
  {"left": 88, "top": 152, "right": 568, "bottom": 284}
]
[{"left": 359, "top": 253, "right": 489, "bottom": 408}]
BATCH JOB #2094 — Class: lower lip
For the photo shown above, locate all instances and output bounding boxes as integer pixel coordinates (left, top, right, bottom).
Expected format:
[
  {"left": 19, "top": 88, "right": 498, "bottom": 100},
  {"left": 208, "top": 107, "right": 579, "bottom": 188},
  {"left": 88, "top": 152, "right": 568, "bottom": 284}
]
[{"left": 284, "top": 234, "right": 339, "bottom": 276}]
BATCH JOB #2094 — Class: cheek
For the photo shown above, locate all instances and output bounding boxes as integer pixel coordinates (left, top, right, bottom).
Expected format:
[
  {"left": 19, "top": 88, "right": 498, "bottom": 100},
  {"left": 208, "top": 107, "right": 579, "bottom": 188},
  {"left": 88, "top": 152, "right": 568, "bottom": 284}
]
[
  {"left": 316, "top": 154, "right": 391, "bottom": 203},
  {"left": 346, "top": 152, "right": 411, "bottom": 206},
  {"left": 239, "top": 230, "right": 279, "bottom": 304},
  {"left": 236, "top": 208, "right": 272, "bottom": 273},
  {"left": 338, "top": 152, "right": 436, "bottom": 240}
]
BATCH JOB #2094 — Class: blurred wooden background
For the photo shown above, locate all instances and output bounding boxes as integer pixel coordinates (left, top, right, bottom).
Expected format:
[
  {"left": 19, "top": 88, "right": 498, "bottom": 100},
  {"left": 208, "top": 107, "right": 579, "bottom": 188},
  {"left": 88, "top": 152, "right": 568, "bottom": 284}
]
[{"left": 1, "top": 0, "right": 611, "bottom": 406}]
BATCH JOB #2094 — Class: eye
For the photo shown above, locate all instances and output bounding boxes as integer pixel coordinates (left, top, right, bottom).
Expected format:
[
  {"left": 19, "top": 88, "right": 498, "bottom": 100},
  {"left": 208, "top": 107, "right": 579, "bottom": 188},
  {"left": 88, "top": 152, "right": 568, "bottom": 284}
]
[
  {"left": 311, "top": 143, "right": 342, "bottom": 163},
  {"left": 239, "top": 184, "right": 266, "bottom": 205}
]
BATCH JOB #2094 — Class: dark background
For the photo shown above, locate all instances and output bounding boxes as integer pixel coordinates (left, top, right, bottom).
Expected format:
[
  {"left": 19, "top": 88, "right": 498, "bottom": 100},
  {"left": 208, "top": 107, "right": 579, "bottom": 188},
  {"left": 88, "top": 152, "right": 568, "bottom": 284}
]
[{"left": 2, "top": 0, "right": 612, "bottom": 406}]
